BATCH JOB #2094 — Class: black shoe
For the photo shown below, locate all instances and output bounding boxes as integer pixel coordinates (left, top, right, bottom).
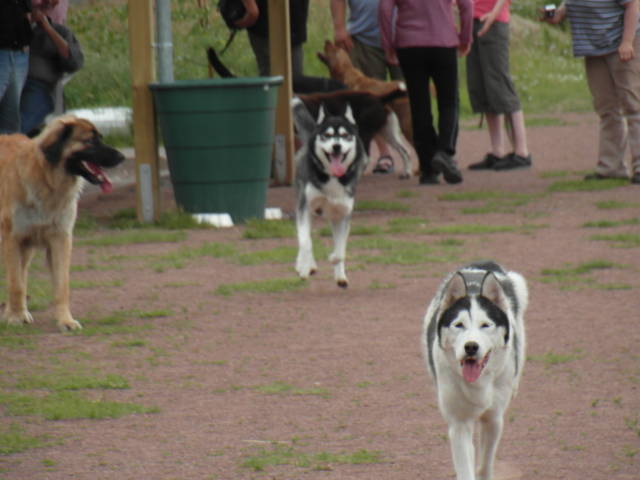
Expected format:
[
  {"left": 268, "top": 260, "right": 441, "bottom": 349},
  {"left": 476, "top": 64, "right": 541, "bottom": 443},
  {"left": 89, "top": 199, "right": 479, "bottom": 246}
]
[
  {"left": 419, "top": 173, "right": 440, "bottom": 185},
  {"left": 468, "top": 153, "right": 501, "bottom": 170},
  {"left": 432, "top": 151, "right": 463, "bottom": 184},
  {"left": 493, "top": 153, "right": 532, "bottom": 171},
  {"left": 632, "top": 172, "right": 640, "bottom": 184}
]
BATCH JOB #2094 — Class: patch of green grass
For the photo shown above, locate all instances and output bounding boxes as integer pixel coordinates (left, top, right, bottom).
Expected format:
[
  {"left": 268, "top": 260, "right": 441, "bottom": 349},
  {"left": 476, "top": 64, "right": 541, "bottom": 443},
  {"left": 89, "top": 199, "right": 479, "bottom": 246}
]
[
  {"left": 386, "top": 217, "right": 429, "bottom": 234},
  {"left": 0, "top": 324, "right": 38, "bottom": 350},
  {"left": 253, "top": 382, "right": 330, "bottom": 398},
  {"left": 595, "top": 200, "right": 640, "bottom": 210},
  {"left": 241, "top": 443, "right": 384, "bottom": 472},
  {"left": 590, "top": 233, "right": 640, "bottom": 248},
  {"left": 540, "top": 260, "right": 622, "bottom": 290},
  {"left": 351, "top": 237, "right": 457, "bottom": 265},
  {"left": 395, "top": 190, "right": 418, "bottom": 199},
  {"left": 107, "top": 208, "right": 214, "bottom": 230},
  {"left": 318, "top": 224, "right": 384, "bottom": 237},
  {"left": 0, "top": 391, "right": 158, "bottom": 420},
  {"left": 15, "top": 373, "right": 129, "bottom": 391},
  {"left": 235, "top": 246, "right": 297, "bottom": 265},
  {"left": 547, "top": 178, "right": 628, "bottom": 192},
  {"left": 528, "top": 350, "right": 584, "bottom": 367},
  {"left": 355, "top": 200, "right": 410, "bottom": 213},
  {"left": 0, "top": 423, "right": 47, "bottom": 454},
  {"left": 368, "top": 280, "right": 396, "bottom": 290},
  {"left": 538, "top": 170, "right": 576, "bottom": 179},
  {"left": 70, "top": 279, "right": 124, "bottom": 289},
  {"left": 76, "top": 312, "right": 153, "bottom": 336},
  {"left": 582, "top": 218, "right": 640, "bottom": 228},
  {"left": 214, "top": 278, "right": 307, "bottom": 296},
  {"left": 243, "top": 219, "right": 296, "bottom": 239},
  {"left": 151, "top": 241, "right": 238, "bottom": 271},
  {"left": 78, "top": 230, "right": 186, "bottom": 247},
  {"left": 422, "top": 224, "right": 520, "bottom": 235},
  {"left": 111, "top": 339, "right": 147, "bottom": 348}
]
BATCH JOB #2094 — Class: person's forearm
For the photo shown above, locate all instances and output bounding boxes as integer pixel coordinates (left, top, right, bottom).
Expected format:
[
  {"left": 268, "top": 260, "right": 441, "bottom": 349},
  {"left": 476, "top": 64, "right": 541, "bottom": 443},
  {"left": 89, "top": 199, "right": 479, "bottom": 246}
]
[
  {"left": 42, "top": 22, "right": 70, "bottom": 59},
  {"left": 330, "top": 0, "right": 347, "bottom": 34},
  {"left": 622, "top": 0, "right": 639, "bottom": 45}
]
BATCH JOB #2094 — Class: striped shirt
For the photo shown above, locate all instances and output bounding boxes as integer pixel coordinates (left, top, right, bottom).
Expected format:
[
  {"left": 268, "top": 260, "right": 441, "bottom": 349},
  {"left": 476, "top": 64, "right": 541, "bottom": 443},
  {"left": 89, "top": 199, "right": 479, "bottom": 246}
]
[{"left": 565, "top": 0, "right": 640, "bottom": 57}]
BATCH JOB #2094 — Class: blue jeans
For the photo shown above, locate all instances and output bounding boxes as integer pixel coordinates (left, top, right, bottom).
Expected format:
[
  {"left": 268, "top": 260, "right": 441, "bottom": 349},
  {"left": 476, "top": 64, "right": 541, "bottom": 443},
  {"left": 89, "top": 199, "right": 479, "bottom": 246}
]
[
  {"left": 0, "top": 49, "right": 29, "bottom": 134},
  {"left": 20, "top": 78, "right": 54, "bottom": 134}
]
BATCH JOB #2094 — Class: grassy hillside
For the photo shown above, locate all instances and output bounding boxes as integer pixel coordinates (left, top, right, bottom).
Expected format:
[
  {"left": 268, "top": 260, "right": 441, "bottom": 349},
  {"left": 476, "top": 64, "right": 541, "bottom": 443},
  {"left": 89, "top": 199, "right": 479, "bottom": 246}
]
[{"left": 66, "top": 0, "right": 591, "bottom": 115}]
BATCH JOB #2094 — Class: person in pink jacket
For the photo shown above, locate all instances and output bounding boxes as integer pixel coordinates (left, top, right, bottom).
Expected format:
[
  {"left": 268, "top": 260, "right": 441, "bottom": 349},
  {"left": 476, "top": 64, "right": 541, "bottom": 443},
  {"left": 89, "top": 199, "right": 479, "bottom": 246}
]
[{"left": 379, "top": 0, "right": 473, "bottom": 185}]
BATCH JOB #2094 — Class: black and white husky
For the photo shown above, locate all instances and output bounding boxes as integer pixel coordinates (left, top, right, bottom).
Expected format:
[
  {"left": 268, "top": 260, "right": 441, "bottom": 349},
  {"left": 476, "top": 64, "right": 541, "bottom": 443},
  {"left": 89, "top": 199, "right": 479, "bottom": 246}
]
[
  {"left": 422, "top": 261, "right": 528, "bottom": 480},
  {"left": 292, "top": 97, "right": 367, "bottom": 288}
]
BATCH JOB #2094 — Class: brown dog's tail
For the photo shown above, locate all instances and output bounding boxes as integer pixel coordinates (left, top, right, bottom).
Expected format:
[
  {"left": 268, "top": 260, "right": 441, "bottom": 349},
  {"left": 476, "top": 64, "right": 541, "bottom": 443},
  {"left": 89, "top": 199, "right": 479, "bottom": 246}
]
[{"left": 207, "top": 47, "right": 235, "bottom": 78}]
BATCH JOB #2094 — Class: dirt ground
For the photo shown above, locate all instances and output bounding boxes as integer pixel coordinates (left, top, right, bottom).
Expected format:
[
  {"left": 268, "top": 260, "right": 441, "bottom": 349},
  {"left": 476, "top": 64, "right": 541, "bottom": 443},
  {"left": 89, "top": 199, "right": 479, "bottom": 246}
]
[{"left": 1, "top": 113, "right": 639, "bottom": 480}]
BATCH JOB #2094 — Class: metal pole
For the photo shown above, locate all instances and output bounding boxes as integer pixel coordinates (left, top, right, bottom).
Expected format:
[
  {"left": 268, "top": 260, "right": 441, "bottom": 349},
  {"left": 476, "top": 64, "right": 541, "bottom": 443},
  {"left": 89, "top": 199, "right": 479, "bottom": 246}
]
[{"left": 155, "top": 0, "right": 174, "bottom": 83}]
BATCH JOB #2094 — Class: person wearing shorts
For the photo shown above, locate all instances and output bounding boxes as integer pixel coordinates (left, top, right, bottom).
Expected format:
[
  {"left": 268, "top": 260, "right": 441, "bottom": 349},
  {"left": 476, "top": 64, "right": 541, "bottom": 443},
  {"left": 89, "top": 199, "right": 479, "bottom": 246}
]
[
  {"left": 544, "top": 0, "right": 640, "bottom": 184},
  {"left": 466, "top": 0, "right": 532, "bottom": 171}
]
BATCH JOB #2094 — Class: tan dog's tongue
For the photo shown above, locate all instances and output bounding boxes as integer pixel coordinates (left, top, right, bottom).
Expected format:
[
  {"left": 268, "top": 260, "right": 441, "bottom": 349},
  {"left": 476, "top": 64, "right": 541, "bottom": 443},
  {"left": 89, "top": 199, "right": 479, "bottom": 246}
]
[
  {"left": 462, "top": 360, "right": 483, "bottom": 383},
  {"left": 100, "top": 177, "right": 113, "bottom": 194},
  {"left": 329, "top": 155, "right": 346, "bottom": 177}
]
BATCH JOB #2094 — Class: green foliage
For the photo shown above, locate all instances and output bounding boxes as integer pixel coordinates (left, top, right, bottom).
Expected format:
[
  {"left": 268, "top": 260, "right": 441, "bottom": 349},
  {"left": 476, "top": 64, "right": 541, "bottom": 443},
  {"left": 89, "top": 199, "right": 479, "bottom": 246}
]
[
  {"left": 214, "top": 277, "right": 307, "bottom": 296},
  {"left": 582, "top": 218, "right": 640, "bottom": 228},
  {"left": 78, "top": 230, "right": 186, "bottom": 247},
  {"left": 15, "top": 374, "right": 129, "bottom": 391},
  {"left": 548, "top": 178, "right": 628, "bottom": 192},
  {"left": 253, "top": 382, "right": 330, "bottom": 398},
  {"left": 243, "top": 219, "right": 296, "bottom": 239},
  {"left": 0, "top": 423, "right": 47, "bottom": 455},
  {"left": 241, "top": 442, "right": 383, "bottom": 472},
  {"left": 528, "top": 350, "right": 584, "bottom": 367},
  {"left": 0, "top": 391, "right": 157, "bottom": 420},
  {"left": 590, "top": 233, "right": 640, "bottom": 248},
  {"left": 355, "top": 200, "right": 410, "bottom": 213}
]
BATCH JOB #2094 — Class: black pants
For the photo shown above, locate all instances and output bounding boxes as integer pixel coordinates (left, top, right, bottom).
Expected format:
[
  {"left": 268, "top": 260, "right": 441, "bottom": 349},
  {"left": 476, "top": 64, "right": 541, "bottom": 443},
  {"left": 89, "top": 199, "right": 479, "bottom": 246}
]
[{"left": 397, "top": 47, "right": 460, "bottom": 175}]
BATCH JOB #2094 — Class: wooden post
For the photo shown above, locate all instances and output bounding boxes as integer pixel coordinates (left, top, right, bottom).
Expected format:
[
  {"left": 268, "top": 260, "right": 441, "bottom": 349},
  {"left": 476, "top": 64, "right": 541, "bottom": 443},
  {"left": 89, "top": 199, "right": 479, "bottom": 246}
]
[
  {"left": 268, "top": 0, "right": 295, "bottom": 185},
  {"left": 128, "top": 0, "right": 161, "bottom": 222}
]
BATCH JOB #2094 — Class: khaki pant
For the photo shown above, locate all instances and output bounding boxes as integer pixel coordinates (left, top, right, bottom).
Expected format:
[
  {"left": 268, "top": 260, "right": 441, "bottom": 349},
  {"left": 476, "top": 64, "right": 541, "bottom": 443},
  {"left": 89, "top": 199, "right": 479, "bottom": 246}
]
[
  {"left": 350, "top": 37, "right": 403, "bottom": 81},
  {"left": 585, "top": 35, "right": 640, "bottom": 177}
]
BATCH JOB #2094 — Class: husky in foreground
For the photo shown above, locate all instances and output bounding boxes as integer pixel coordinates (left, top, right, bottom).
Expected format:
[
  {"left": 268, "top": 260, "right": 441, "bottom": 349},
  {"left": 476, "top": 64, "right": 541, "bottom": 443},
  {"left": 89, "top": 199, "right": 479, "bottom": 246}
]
[
  {"left": 292, "top": 97, "right": 367, "bottom": 287},
  {"left": 423, "top": 261, "right": 528, "bottom": 480}
]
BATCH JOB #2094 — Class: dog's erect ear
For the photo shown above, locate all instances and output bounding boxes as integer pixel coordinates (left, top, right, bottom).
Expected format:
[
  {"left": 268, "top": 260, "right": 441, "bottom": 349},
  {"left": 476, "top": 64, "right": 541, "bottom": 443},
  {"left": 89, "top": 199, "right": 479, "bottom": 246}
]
[
  {"left": 442, "top": 272, "right": 467, "bottom": 311},
  {"left": 344, "top": 103, "right": 356, "bottom": 125},
  {"left": 481, "top": 272, "right": 508, "bottom": 311},
  {"left": 316, "top": 103, "right": 327, "bottom": 124},
  {"left": 317, "top": 51, "right": 328, "bottom": 66}
]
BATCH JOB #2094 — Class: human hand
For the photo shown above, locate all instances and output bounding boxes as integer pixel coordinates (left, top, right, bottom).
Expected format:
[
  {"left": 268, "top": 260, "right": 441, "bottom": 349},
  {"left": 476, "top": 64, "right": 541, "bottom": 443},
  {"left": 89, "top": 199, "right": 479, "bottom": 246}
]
[
  {"left": 384, "top": 50, "right": 399, "bottom": 66},
  {"left": 31, "top": 9, "right": 49, "bottom": 26},
  {"left": 619, "top": 41, "right": 635, "bottom": 61},
  {"left": 458, "top": 43, "right": 471, "bottom": 57},
  {"left": 477, "top": 11, "right": 497, "bottom": 37},
  {"left": 334, "top": 29, "right": 353, "bottom": 52}
]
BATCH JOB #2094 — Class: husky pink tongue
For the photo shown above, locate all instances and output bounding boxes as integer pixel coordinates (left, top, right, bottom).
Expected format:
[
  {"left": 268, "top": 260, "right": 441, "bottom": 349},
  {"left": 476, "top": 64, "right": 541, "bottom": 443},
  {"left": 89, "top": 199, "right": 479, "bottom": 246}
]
[
  {"left": 462, "top": 360, "right": 483, "bottom": 383},
  {"left": 329, "top": 154, "right": 346, "bottom": 177}
]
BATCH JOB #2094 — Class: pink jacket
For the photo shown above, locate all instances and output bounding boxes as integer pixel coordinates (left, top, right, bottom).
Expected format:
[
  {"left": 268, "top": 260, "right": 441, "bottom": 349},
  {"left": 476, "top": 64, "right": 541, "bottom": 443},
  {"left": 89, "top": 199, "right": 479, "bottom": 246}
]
[{"left": 379, "top": 0, "right": 473, "bottom": 52}]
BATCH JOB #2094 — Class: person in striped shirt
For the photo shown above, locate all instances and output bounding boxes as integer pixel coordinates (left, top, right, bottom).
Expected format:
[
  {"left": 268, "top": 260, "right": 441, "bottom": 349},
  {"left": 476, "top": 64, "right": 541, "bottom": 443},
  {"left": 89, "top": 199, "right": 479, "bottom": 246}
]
[{"left": 544, "top": 0, "right": 640, "bottom": 184}]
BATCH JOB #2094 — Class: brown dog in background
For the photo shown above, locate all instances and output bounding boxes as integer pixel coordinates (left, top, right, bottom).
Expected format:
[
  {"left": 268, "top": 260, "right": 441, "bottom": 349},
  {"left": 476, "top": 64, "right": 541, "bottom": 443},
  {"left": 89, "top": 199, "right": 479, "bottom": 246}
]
[
  {"left": 317, "top": 40, "right": 413, "bottom": 146},
  {"left": 0, "top": 115, "right": 124, "bottom": 331}
]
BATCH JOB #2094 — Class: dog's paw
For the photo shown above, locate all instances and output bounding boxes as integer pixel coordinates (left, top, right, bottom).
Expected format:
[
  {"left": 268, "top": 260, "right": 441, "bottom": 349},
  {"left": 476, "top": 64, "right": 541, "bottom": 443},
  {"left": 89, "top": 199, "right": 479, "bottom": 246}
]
[
  {"left": 57, "top": 317, "right": 83, "bottom": 332},
  {"left": 336, "top": 278, "right": 349, "bottom": 289},
  {"left": 5, "top": 310, "right": 34, "bottom": 326},
  {"left": 398, "top": 171, "right": 411, "bottom": 180}
]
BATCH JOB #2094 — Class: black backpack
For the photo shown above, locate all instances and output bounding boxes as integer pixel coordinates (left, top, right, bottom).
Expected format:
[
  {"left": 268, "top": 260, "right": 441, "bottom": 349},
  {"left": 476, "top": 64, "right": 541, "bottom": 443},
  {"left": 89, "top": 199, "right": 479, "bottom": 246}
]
[{"left": 218, "top": 0, "right": 246, "bottom": 53}]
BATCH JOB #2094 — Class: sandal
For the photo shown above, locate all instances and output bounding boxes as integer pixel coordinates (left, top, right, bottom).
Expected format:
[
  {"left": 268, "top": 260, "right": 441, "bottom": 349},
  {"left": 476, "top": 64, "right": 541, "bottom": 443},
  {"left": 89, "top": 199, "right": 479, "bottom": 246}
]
[{"left": 373, "top": 155, "right": 394, "bottom": 174}]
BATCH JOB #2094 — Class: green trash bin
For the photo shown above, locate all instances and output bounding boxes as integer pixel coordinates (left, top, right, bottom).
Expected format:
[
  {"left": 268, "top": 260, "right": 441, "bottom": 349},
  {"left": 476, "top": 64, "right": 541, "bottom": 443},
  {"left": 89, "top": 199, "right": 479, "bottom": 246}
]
[{"left": 150, "top": 76, "right": 283, "bottom": 223}]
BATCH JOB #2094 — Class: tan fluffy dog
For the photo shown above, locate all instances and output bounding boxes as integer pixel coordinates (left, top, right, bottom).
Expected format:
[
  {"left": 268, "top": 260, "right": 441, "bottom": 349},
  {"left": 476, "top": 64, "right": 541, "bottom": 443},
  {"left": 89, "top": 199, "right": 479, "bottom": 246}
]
[
  {"left": 317, "top": 40, "right": 413, "bottom": 146},
  {"left": 0, "top": 116, "right": 124, "bottom": 331}
]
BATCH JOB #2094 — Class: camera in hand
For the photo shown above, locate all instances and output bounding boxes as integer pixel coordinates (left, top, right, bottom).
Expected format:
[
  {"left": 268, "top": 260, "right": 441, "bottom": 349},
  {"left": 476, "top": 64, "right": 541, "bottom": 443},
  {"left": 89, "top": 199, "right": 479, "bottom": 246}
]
[{"left": 544, "top": 4, "right": 556, "bottom": 18}]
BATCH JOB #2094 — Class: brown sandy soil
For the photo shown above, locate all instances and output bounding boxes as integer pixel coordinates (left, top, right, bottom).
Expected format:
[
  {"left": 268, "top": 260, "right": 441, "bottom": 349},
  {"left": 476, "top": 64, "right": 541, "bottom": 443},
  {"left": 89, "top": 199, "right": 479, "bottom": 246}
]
[{"left": 1, "top": 113, "right": 639, "bottom": 480}]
